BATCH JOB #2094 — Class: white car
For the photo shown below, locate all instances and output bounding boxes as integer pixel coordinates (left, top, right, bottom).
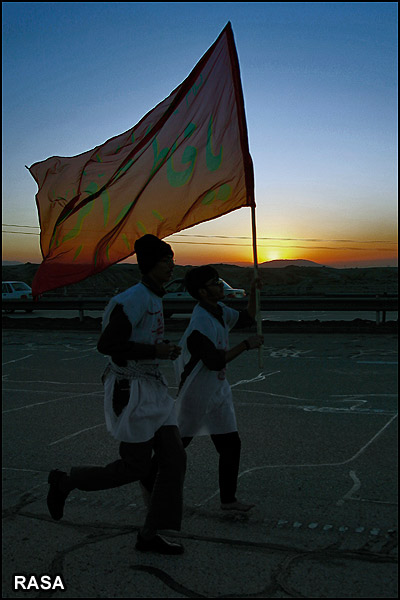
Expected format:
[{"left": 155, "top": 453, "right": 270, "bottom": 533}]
[
  {"left": 164, "top": 278, "right": 246, "bottom": 300},
  {"left": 2, "top": 281, "right": 33, "bottom": 312}
]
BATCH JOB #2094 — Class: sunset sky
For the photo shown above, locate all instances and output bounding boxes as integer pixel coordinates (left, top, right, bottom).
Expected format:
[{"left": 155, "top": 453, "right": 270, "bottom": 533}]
[{"left": 2, "top": 2, "right": 398, "bottom": 268}]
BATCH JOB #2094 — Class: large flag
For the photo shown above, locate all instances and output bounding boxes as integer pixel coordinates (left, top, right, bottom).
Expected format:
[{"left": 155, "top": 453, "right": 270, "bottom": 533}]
[{"left": 29, "top": 22, "right": 254, "bottom": 296}]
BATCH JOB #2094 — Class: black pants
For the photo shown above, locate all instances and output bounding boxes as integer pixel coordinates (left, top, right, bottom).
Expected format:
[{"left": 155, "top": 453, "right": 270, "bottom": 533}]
[
  {"left": 68, "top": 425, "right": 186, "bottom": 532},
  {"left": 141, "top": 431, "right": 241, "bottom": 504}
]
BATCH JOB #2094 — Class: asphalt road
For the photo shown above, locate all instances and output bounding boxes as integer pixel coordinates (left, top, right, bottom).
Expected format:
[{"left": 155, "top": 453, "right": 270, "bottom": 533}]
[{"left": 2, "top": 328, "right": 398, "bottom": 598}]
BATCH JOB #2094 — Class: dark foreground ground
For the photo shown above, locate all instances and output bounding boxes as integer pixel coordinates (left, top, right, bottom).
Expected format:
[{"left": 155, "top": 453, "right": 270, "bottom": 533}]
[{"left": 2, "top": 326, "right": 397, "bottom": 598}]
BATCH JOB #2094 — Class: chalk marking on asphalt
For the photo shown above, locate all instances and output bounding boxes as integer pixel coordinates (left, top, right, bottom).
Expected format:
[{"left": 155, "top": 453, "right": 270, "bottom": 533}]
[
  {"left": 233, "top": 389, "right": 309, "bottom": 401},
  {"left": 2, "top": 384, "right": 100, "bottom": 392},
  {"left": 331, "top": 393, "right": 397, "bottom": 398},
  {"left": 303, "top": 398, "right": 368, "bottom": 412},
  {"left": 264, "top": 348, "right": 312, "bottom": 358},
  {"left": 49, "top": 494, "right": 398, "bottom": 538},
  {"left": 2, "top": 481, "right": 48, "bottom": 497},
  {"left": 61, "top": 354, "right": 97, "bottom": 361},
  {"left": 61, "top": 346, "right": 99, "bottom": 361},
  {"left": 235, "top": 403, "right": 395, "bottom": 415},
  {"left": 358, "top": 498, "right": 398, "bottom": 505},
  {"left": 302, "top": 407, "right": 394, "bottom": 415},
  {"left": 357, "top": 361, "right": 398, "bottom": 365},
  {"left": 2, "top": 354, "right": 33, "bottom": 366},
  {"left": 231, "top": 372, "right": 280, "bottom": 388},
  {"left": 2, "top": 467, "right": 49, "bottom": 497},
  {"left": 194, "top": 491, "right": 220, "bottom": 506},
  {"left": 336, "top": 470, "right": 361, "bottom": 506},
  {"left": 233, "top": 389, "right": 396, "bottom": 415},
  {"left": 193, "top": 414, "right": 399, "bottom": 506},
  {"left": 62, "top": 344, "right": 98, "bottom": 352},
  {"left": 2, "top": 467, "right": 43, "bottom": 473},
  {"left": 2, "top": 391, "right": 102, "bottom": 414},
  {"left": 3, "top": 379, "right": 101, "bottom": 386},
  {"left": 300, "top": 400, "right": 393, "bottom": 414},
  {"left": 49, "top": 423, "right": 104, "bottom": 445},
  {"left": 350, "top": 348, "right": 397, "bottom": 358},
  {"left": 345, "top": 413, "right": 398, "bottom": 463}
]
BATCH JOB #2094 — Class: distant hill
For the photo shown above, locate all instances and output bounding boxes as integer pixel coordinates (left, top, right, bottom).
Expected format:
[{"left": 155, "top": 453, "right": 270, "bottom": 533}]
[
  {"left": 2, "top": 262, "right": 398, "bottom": 297},
  {"left": 260, "top": 259, "right": 324, "bottom": 268}
]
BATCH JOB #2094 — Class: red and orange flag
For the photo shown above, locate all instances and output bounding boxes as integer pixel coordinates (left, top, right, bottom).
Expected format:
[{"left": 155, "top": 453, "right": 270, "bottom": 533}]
[{"left": 29, "top": 22, "right": 254, "bottom": 296}]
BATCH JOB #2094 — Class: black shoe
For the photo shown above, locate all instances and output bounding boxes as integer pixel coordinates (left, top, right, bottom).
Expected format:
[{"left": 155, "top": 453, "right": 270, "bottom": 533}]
[
  {"left": 135, "top": 533, "right": 184, "bottom": 555},
  {"left": 47, "top": 470, "right": 69, "bottom": 520}
]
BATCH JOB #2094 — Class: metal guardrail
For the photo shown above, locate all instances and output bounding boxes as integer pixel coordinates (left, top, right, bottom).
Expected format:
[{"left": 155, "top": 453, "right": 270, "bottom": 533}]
[{"left": 2, "top": 295, "right": 398, "bottom": 324}]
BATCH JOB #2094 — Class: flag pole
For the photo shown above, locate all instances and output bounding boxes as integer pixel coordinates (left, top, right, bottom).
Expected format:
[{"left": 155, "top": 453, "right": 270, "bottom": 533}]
[{"left": 251, "top": 204, "right": 263, "bottom": 368}]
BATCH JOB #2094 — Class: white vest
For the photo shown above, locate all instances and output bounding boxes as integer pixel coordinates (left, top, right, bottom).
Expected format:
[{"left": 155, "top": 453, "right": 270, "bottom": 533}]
[
  {"left": 103, "top": 282, "right": 164, "bottom": 365},
  {"left": 175, "top": 303, "right": 239, "bottom": 437}
]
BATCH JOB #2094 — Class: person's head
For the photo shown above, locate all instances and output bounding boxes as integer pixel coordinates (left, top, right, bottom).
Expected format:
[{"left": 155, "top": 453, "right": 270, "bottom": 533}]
[
  {"left": 134, "top": 234, "right": 174, "bottom": 285},
  {"left": 184, "top": 266, "right": 224, "bottom": 304}
]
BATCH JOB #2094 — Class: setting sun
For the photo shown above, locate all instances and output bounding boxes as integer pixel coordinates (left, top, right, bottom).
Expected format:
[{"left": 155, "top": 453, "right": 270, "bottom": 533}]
[{"left": 257, "top": 248, "right": 289, "bottom": 264}]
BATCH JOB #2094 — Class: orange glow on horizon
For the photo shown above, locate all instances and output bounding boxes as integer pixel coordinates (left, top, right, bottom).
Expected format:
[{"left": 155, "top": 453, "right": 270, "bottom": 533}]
[{"left": 2, "top": 232, "right": 398, "bottom": 268}]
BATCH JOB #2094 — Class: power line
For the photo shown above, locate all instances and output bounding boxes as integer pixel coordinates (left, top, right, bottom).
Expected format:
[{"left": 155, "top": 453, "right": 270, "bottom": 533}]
[
  {"left": 2, "top": 224, "right": 397, "bottom": 246},
  {"left": 169, "top": 234, "right": 397, "bottom": 245},
  {"left": 2, "top": 231, "right": 396, "bottom": 252},
  {"left": 169, "top": 241, "right": 396, "bottom": 252}
]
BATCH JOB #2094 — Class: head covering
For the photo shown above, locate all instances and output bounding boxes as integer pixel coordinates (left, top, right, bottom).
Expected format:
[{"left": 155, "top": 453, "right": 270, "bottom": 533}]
[
  {"left": 134, "top": 234, "right": 173, "bottom": 274},
  {"left": 184, "top": 265, "right": 219, "bottom": 300}
]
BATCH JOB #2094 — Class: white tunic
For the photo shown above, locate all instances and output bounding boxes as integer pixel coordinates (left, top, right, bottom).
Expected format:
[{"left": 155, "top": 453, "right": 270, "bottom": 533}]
[
  {"left": 175, "top": 303, "right": 239, "bottom": 437},
  {"left": 102, "top": 282, "right": 177, "bottom": 443}
]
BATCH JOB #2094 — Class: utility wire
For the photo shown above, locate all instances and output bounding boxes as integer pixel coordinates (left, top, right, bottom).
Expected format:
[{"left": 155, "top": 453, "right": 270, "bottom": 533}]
[
  {"left": 2, "top": 231, "right": 396, "bottom": 252},
  {"left": 2, "top": 224, "right": 397, "bottom": 246}
]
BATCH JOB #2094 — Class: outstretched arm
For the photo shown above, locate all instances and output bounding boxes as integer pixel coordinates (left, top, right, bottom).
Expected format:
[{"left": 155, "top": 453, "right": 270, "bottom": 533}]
[{"left": 187, "top": 330, "right": 264, "bottom": 369}]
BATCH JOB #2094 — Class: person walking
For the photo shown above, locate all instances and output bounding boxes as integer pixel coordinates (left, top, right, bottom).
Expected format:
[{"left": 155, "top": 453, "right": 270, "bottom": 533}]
[
  {"left": 176, "top": 266, "right": 263, "bottom": 511},
  {"left": 141, "top": 265, "right": 263, "bottom": 512},
  {"left": 46, "top": 234, "right": 186, "bottom": 555}
]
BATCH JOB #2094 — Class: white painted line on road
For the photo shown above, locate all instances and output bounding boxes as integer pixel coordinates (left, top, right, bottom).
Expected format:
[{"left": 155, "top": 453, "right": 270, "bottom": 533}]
[
  {"left": 2, "top": 354, "right": 33, "bottom": 366},
  {"left": 2, "top": 391, "right": 102, "bottom": 414},
  {"left": 233, "top": 389, "right": 309, "bottom": 401},
  {"left": 2, "top": 467, "right": 42, "bottom": 473},
  {"left": 332, "top": 393, "right": 397, "bottom": 398},
  {"left": 233, "top": 389, "right": 397, "bottom": 415},
  {"left": 336, "top": 470, "right": 361, "bottom": 506},
  {"left": 344, "top": 413, "right": 398, "bottom": 464},
  {"left": 231, "top": 371, "right": 280, "bottom": 388},
  {"left": 357, "top": 361, "right": 398, "bottom": 365},
  {"left": 358, "top": 498, "right": 397, "bottom": 505},
  {"left": 234, "top": 414, "right": 399, "bottom": 475},
  {"left": 49, "top": 423, "right": 104, "bottom": 446},
  {"left": 61, "top": 354, "right": 97, "bottom": 361},
  {"left": 3, "top": 379, "right": 101, "bottom": 386},
  {"left": 302, "top": 400, "right": 368, "bottom": 413}
]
